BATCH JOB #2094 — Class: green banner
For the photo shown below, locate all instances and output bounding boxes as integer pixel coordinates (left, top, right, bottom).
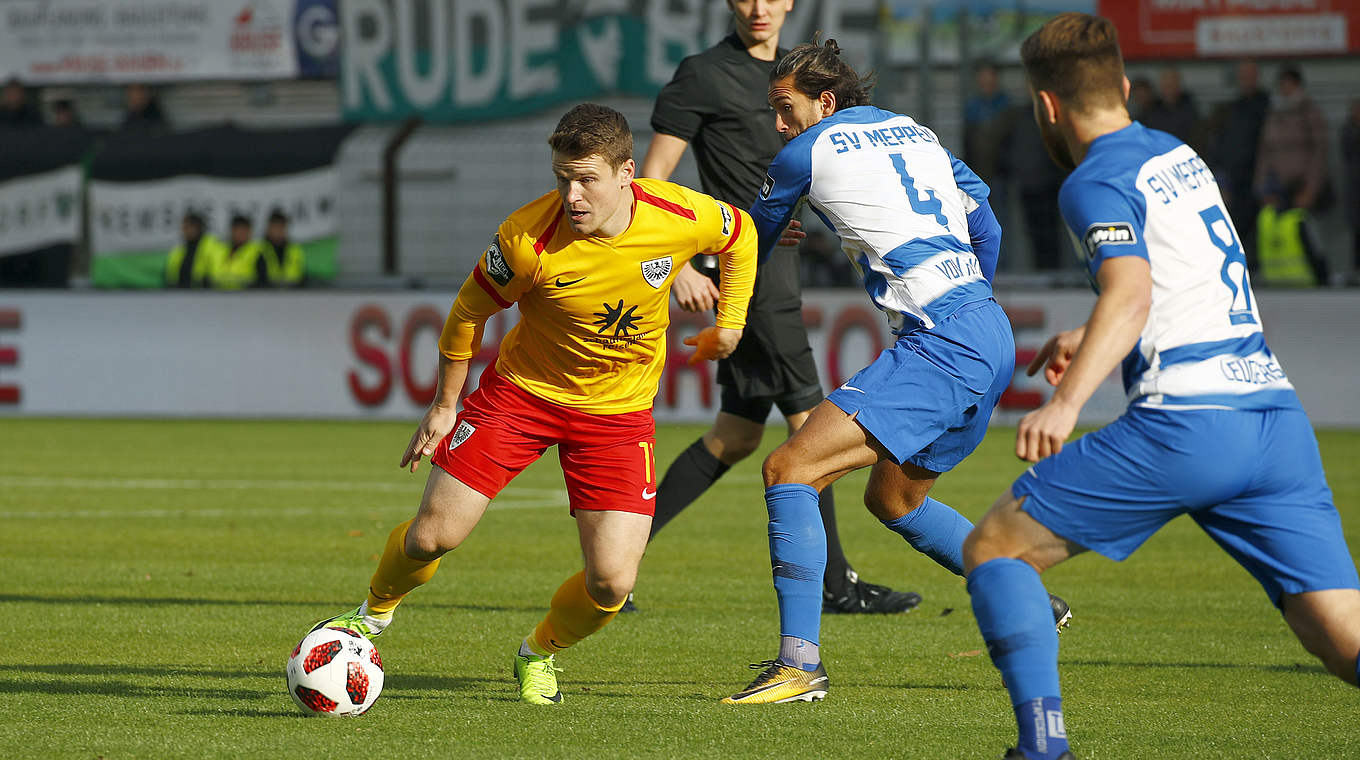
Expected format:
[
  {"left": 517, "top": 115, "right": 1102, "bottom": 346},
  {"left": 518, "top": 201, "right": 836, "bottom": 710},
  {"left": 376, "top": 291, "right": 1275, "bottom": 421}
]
[
  {"left": 340, "top": 0, "right": 729, "bottom": 122},
  {"left": 91, "top": 238, "right": 339, "bottom": 289}
]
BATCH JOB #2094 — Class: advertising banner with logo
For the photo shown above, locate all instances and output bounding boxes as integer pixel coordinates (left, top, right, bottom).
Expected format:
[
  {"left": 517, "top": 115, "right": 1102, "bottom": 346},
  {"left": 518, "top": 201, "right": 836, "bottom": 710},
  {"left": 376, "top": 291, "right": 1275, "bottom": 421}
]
[
  {"left": 294, "top": 0, "right": 340, "bottom": 78},
  {"left": 0, "top": 0, "right": 299, "bottom": 83},
  {"left": 339, "top": 0, "right": 881, "bottom": 123},
  {"left": 1, "top": 290, "right": 1356, "bottom": 427},
  {"left": 1098, "top": 0, "right": 1358, "bottom": 59}
]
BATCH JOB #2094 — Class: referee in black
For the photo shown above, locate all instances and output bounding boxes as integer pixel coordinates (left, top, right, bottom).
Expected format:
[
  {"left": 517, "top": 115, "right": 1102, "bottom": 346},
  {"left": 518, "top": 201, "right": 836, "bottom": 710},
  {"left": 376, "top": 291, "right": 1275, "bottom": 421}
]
[{"left": 628, "top": 0, "right": 919, "bottom": 614}]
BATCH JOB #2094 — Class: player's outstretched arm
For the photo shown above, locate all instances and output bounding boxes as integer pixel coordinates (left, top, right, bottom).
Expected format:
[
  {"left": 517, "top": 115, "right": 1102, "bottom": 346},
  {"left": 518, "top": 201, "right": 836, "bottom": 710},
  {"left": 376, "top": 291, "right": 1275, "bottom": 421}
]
[
  {"left": 400, "top": 355, "right": 470, "bottom": 472},
  {"left": 1016, "top": 256, "right": 1150, "bottom": 462}
]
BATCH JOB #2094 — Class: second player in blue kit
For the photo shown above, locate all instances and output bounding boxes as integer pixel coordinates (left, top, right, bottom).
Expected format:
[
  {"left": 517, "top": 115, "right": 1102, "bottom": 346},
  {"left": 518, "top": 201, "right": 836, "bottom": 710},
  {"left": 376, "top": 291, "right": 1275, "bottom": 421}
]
[
  {"left": 962, "top": 13, "right": 1360, "bottom": 759},
  {"left": 723, "top": 39, "right": 1069, "bottom": 705}
]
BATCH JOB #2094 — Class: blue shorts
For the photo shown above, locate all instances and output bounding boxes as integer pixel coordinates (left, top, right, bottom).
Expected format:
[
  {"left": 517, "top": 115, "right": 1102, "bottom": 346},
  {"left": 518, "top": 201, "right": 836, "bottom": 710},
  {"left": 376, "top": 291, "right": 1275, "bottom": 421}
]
[
  {"left": 827, "top": 299, "right": 1015, "bottom": 473},
  {"left": 1014, "top": 403, "right": 1359, "bottom": 607}
]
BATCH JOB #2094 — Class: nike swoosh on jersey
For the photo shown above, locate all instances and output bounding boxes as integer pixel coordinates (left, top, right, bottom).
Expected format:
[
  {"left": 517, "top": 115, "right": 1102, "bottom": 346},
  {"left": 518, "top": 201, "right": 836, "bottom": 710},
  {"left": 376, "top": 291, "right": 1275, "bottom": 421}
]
[
  {"left": 838, "top": 384, "right": 865, "bottom": 393},
  {"left": 555, "top": 276, "right": 586, "bottom": 287}
]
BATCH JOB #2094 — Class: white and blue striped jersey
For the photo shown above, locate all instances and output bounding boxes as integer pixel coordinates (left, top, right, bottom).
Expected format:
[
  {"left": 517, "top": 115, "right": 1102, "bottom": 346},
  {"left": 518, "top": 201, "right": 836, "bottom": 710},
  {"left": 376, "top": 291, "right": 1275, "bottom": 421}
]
[
  {"left": 751, "top": 105, "right": 1000, "bottom": 333},
  {"left": 1063, "top": 122, "right": 1296, "bottom": 412}
]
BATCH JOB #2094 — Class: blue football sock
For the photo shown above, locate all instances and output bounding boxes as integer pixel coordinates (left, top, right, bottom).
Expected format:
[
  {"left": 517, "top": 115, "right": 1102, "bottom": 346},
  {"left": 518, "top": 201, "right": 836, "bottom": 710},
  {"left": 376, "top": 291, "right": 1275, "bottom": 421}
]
[
  {"left": 968, "top": 558, "right": 1068, "bottom": 759},
  {"left": 881, "top": 496, "right": 973, "bottom": 576},
  {"left": 1354, "top": 654, "right": 1360, "bottom": 688},
  {"left": 765, "top": 483, "right": 826, "bottom": 651}
]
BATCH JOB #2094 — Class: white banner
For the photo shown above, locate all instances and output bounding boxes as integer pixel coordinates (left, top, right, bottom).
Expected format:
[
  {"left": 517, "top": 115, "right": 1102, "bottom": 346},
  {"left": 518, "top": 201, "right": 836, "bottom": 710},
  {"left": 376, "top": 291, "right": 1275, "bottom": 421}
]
[
  {"left": 0, "top": 166, "right": 83, "bottom": 257},
  {"left": 0, "top": 0, "right": 299, "bottom": 83},
  {"left": 0, "top": 290, "right": 1356, "bottom": 427},
  {"left": 90, "top": 167, "right": 339, "bottom": 255}
]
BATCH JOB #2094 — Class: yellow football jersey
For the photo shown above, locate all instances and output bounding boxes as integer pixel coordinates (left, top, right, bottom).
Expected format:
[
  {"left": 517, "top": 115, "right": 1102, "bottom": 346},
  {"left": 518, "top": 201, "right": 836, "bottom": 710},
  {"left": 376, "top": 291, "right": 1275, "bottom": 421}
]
[{"left": 439, "top": 178, "right": 757, "bottom": 414}]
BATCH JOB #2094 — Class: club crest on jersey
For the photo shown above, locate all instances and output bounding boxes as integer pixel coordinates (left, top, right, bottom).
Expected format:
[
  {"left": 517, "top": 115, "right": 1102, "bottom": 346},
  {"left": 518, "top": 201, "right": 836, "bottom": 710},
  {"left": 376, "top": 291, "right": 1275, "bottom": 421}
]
[
  {"left": 484, "top": 235, "right": 513, "bottom": 286},
  {"left": 1082, "top": 222, "right": 1137, "bottom": 259},
  {"left": 640, "top": 256, "right": 672, "bottom": 289},
  {"left": 448, "top": 421, "right": 475, "bottom": 450},
  {"left": 718, "top": 202, "right": 733, "bottom": 236},
  {"left": 760, "top": 174, "right": 775, "bottom": 200}
]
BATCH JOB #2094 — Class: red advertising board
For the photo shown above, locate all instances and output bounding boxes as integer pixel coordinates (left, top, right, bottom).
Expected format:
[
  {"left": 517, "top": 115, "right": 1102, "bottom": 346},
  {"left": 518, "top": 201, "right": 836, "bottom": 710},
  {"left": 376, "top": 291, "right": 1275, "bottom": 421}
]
[{"left": 1099, "top": 0, "right": 1360, "bottom": 59}]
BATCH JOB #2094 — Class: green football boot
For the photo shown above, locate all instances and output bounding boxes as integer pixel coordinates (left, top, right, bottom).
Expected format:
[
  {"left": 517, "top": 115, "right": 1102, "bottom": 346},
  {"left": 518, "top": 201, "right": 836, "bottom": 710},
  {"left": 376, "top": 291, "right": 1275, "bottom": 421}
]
[{"left": 514, "top": 652, "right": 563, "bottom": 705}]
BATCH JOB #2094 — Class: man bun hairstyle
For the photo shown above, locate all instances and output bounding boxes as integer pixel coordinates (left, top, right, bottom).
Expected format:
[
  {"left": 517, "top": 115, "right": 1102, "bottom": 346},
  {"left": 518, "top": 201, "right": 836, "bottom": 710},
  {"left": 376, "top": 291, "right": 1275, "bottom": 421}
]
[
  {"left": 547, "top": 103, "right": 633, "bottom": 169},
  {"left": 770, "top": 37, "right": 874, "bottom": 111},
  {"left": 1020, "top": 12, "right": 1126, "bottom": 114}
]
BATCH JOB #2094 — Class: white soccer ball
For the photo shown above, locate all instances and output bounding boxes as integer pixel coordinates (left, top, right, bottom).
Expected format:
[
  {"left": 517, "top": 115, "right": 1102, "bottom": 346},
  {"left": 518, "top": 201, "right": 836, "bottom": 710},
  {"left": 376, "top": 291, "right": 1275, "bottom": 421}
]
[{"left": 286, "top": 626, "right": 385, "bottom": 716}]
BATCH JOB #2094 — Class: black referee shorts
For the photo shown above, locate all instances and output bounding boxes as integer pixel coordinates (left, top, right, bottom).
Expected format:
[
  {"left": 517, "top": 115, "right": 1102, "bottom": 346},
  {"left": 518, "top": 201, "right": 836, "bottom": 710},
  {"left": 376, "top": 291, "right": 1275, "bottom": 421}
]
[{"left": 719, "top": 382, "right": 825, "bottom": 424}]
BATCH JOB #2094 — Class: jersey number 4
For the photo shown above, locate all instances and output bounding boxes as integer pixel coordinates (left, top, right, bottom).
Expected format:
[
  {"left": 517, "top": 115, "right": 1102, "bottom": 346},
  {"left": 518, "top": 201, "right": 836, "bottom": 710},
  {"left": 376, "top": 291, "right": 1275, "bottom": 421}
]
[
  {"left": 889, "top": 154, "right": 948, "bottom": 226},
  {"left": 1198, "top": 205, "right": 1256, "bottom": 326}
]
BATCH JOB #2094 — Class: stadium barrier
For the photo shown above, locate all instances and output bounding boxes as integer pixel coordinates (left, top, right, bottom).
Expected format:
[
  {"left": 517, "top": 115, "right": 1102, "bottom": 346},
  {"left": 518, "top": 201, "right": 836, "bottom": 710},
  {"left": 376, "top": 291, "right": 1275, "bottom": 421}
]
[{"left": 0, "top": 289, "right": 1356, "bottom": 426}]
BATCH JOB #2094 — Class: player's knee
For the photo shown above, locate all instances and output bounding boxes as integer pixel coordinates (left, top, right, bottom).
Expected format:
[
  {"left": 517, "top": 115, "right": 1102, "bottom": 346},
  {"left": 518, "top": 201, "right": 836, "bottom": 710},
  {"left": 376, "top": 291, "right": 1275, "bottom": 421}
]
[
  {"left": 762, "top": 447, "right": 794, "bottom": 486},
  {"left": 403, "top": 525, "right": 455, "bottom": 561},
  {"left": 863, "top": 485, "right": 922, "bottom": 522},
  {"left": 961, "top": 524, "right": 1007, "bottom": 575},
  {"left": 585, "top": 571, "right": 634, "bottom": 609}
]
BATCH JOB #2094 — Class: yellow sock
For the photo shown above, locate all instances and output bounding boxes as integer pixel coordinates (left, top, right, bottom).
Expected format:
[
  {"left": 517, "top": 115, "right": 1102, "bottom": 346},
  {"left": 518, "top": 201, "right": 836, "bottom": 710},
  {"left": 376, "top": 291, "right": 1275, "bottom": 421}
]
[
  {"left": 529, "top": 571, "right": 626, "bottom": 655},
  {"left": 365, "top": 519, "right": 441, "bottom": 615}
]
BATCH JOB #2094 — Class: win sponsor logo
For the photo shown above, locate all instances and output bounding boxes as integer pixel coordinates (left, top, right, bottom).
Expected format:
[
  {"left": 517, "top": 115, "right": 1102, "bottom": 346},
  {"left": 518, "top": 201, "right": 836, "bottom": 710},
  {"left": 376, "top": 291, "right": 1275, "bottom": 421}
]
[{"left": 1082, "top": 221, "right": 1137, "bottom": 259}]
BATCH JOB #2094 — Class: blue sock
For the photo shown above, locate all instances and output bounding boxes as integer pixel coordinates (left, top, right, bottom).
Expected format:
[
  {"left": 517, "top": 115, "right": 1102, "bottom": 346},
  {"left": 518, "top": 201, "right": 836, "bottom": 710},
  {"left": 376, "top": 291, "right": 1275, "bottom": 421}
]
[
  {"left": 765, "top": 483, "right": 826, "bottom": 664},
  {"left": 968, "top": 558, "right": 1068, "bottom": 759},
  {"left": 1354, "top": 654, "right": 1360, "bottom": 688},
  {"left": 881, "top": 497, "right": 973, "bottom": 576}
]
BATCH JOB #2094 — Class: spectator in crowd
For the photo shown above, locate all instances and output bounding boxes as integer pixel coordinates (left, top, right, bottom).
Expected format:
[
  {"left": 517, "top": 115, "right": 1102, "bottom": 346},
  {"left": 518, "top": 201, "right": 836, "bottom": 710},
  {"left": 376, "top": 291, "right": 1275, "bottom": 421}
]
[
  {"left": 1, "top": 78, "right": 43, "bottom": 127},
  {"left": 963, "top": 62, "right": 1013, "bottom": 236},
  {"left": 1141, "top": 66, "right": 1200, "bottom": 149},
  {"left": 257, "top": 209, "right": 307, "bottom": 288},
  {"left": 120, "top": 83, "right": 167, "bottom": 132},
  {"left": 166, "top": 212, "right": 226, "bottom": 288},
  {"left": 214, "top": 214, "right": 259, "bottom": 289},
  {"left": 1127, "top": 76, "right": 1155, "bottom": 120},
  {"left": 1255, "top": 66, "right": 1331, "bottom": 286},
  {"left": 1205, "top": 59, "right": 1271, "bottom": 270},
  {"left": 49, "top": 98, "right": 82, "bottom": 128},
  {"left": 1342, "top": 99, "right": 1360, "bottom": 279},
  {"left": 1001, "top": 105, "right": 1069, "bottom": 271}
]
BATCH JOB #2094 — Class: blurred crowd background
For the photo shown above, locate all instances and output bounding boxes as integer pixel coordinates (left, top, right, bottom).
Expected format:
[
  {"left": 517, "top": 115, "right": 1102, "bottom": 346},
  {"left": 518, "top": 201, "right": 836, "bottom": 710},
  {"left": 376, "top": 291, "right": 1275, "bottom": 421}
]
[{"left": 1, "top": 0, "right": 1356, "bottom": 291}]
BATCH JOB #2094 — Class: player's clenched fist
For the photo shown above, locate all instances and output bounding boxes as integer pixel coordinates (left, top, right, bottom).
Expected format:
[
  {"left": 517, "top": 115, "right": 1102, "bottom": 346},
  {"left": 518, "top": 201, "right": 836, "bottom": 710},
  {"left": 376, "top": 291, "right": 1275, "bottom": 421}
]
[{"left": 684, "top": 326, "right": 743, "bottom": 364}]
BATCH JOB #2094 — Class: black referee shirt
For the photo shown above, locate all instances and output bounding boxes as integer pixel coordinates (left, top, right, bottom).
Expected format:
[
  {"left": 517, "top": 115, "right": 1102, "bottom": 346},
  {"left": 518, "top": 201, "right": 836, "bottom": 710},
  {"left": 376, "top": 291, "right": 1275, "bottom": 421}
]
[{"left": 650, "top": 33, "right": 801, "bottom": 314}]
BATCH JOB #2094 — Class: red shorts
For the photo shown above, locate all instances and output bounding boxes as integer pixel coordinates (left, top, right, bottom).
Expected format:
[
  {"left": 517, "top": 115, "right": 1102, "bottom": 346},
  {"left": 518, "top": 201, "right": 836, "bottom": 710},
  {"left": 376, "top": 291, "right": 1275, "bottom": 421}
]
[{"left": 431, "top": 365, "right": 658, "bottom": 516}]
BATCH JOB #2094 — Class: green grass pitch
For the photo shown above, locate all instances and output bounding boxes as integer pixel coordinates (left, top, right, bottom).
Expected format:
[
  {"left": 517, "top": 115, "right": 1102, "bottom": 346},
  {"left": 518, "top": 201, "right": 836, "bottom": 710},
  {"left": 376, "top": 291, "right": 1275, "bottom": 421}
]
[{"left": 2, "top": 418, "right": 1358, "bottom": 758}]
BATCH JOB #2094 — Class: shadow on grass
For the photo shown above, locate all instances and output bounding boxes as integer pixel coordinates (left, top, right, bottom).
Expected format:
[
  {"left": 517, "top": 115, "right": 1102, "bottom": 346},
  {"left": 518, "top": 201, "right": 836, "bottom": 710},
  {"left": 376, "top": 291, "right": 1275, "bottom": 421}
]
[
  {"left": 179, "top": 707, "right": 302, "bottom": 718},
  {"left": 0, "top": 663, "right": 272, "bottom": 679},
  {"left": 1064, "top": 658, "right": 1327, "bottom": 676},
  {"left": 0, "top": 677, "right": 270, "bottom": 701},
  {"left": 0, "top": 593, "right": 542, "bottom": 614}
]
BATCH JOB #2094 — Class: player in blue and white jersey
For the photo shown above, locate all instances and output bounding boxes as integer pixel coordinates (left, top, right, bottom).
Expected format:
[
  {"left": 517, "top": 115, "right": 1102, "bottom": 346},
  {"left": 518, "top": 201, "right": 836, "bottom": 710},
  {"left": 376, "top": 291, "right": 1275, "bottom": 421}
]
[
  {"left": 723, "top": 39, "right": 1069, "bottom": 705},
  {"left": 961, "top": 13, "right": 1360, "bottom": 760}
]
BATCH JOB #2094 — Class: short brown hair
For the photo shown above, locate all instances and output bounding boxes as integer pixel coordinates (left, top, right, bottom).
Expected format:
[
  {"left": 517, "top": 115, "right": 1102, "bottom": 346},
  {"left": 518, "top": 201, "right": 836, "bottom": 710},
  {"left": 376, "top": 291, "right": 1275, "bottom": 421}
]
[
  {"left": 1020, "top": 12, "right": 1126, "bottom": 113},
  {"left": 770, "top": 38, "right": 874, "bottom": 112},
  {"left": 547, "top": 103, "right": 633, "bottom": 168}
]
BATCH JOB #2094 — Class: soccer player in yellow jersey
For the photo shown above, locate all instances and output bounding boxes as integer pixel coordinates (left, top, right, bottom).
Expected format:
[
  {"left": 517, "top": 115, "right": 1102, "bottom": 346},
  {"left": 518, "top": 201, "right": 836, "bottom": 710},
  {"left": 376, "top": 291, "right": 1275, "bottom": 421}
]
[{"left": 309, "top": 103, "right": 757, "bottom": 705}]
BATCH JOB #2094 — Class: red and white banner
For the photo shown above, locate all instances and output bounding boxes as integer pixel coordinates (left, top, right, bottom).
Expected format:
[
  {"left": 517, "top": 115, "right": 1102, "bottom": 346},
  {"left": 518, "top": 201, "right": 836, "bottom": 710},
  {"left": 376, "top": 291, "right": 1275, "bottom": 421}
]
[
  {"left": 0, "top": 290, "right": 1356, "bottom": 426},
  {"left": 0, "top": 0, "right": 298, "bottom": 83},
  {"left": 1099, "top": 0, "right": 1359, "bottom": 59}
]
